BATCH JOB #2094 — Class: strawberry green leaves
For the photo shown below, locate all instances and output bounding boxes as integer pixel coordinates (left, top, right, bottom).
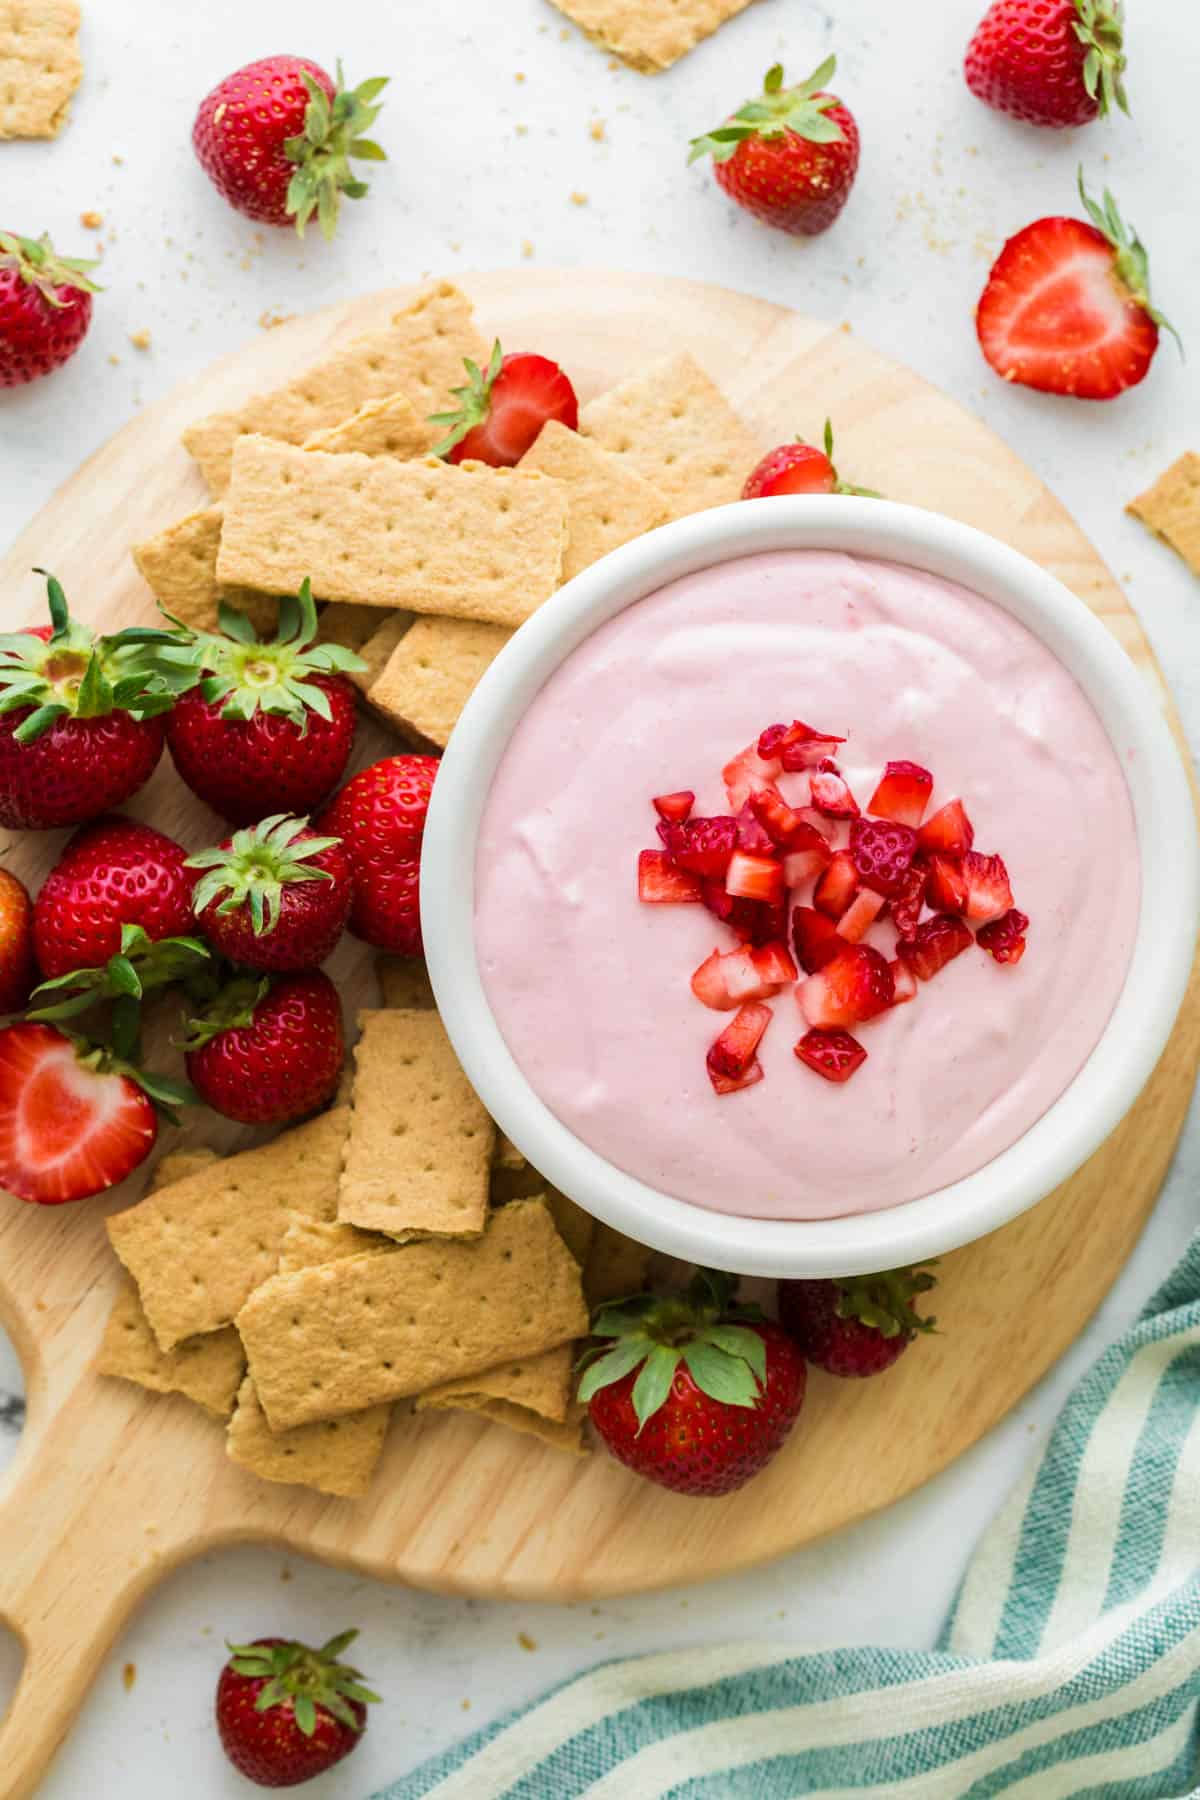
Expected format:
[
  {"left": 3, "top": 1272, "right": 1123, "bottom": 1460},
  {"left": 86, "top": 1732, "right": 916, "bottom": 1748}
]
[
  {"left": 28, "top": 923, "right": 212, "bottom": 1024},
  {"left": 1077, "top": 169, "right": 1180, "bottom": 347},
  {"left": 226, "top": 1632, "right": 380, "bottom": 1737},
  {"left": 1073, "top": 0, "right": 1128, "bottom": 118},
  {"left": 689, "top": 58, "right": 846, "bottom": 166},
  {"left": 833, "top": 1265, "right": 940, "bottom": 1341},
  {"left": 0, "top": 232, "right": 100, "bottom": 308},
  {"left": 283, "top": 65, "right": 390, "bottom": 240},
  {"left": 430, "top": 340, "right": 505, "bottom": 459},
  {"left": 187, "top": 814, "right": 341, "bottom": 936}
]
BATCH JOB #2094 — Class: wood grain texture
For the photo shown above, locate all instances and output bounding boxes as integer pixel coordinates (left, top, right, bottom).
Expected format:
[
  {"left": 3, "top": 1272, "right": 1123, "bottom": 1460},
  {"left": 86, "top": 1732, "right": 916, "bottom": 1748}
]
[{"left": 0, "top": 270, "right": 1195, "bottom": 1798}]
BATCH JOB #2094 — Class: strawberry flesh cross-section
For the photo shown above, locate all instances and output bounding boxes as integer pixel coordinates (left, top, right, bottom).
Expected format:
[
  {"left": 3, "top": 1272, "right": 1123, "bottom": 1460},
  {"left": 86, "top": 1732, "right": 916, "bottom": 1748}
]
[{"left": 793, "top": 1027, "right": 868, "bottom": 1084}]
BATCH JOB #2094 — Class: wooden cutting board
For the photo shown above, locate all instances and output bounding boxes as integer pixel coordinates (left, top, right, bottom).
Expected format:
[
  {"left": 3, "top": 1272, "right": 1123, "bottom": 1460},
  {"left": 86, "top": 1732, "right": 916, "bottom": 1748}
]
[{"left": 0, "top": 270, "right": 1196, "bottom": 1798}]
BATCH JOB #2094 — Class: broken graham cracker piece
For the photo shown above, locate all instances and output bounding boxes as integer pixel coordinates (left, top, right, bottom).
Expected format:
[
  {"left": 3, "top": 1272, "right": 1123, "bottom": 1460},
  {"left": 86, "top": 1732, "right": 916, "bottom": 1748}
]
[
  {"left": 421, "top": 1390, "right": 587, "bottom": 1456},
  {"left": 519, "top": 420, "right": 670, "bottom": 579},
  {"left": 303, "top": 390, "right": 439, "bottom": 460},
  {"left": 1127, "top": 452, "right": 1200, "bottom": 575},
  {"left": 107, "top": 1107, "right": 350, "bottom": 1351},
  {"left": 182, "top": 281, "right": 485, "bottom": 496},
  {"left": 366, "top": 616, "right": 511, "bottom": 749},
  {"left": 545, "top": 0, "right": 757, "bottom": 71},
  {"left": 150, "top": 1145, "right": 220, "bottom": 1188},
  {"left": 131, "top": 506, "right": 279, "bottom": 638},
  {"left": 238, "top": 1198, "right": 588, "bottom": 1429},
  {"left": 97, "top": 1278, "right": 247, "bottom": 1418},
  {"left": 227, "top": 1375, "right": 390, "bottom": 1500},
  {"left": 585, "top": 1220, "right": 653, "bottom": 1306},
  {"left": 338, "top": 1009, "right": 493, "bottom": 1241},
  {"left": 354, "top": 612, "right": 412, "bottom": 699},
  {"left": 417, "top": 1345, "right": 587, "bottom": 1454},
  {"left": 218, "top": 439, "right": 568, "bottom": 628},
  {"left": 278, "top": 1216, "right": 395, "bottom": 1275},
  {"left": 0, "top": 0, "right": 82, "bottom": 138},
  {"left": 580, "top": 353, "right": 761, "bottom": 519},
  {"left": 316, "top": 601, "right": 387, "bottom": 653},
  {"left": 376, "top": 956, "right": 436, "bottom": 1011}
]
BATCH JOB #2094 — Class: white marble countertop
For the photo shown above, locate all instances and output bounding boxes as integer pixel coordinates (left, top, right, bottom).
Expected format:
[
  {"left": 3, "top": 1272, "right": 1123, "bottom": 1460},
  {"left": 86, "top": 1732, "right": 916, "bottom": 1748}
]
[{"left": 1, "top": 0, "right": 1198, "bottom": 1792}]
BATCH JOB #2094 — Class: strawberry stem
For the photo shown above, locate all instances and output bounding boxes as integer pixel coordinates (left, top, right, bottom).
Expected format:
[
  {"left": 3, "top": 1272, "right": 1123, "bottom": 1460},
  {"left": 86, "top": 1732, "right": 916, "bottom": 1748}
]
[
  {"left": 688, "top": 57, "right": 845, "bottom": 166},
  {"left": 282, "top": 65, "right": 389, "bottom": 241},
  {"left": 429, "top": 340, "right": 505, "bottom": 459},
  {"left": 1076, "top": 169, "right": 1181, "bottom": 351},
  {"left": 1072, "top": 0, "right": 1128, "bottom": 118}
]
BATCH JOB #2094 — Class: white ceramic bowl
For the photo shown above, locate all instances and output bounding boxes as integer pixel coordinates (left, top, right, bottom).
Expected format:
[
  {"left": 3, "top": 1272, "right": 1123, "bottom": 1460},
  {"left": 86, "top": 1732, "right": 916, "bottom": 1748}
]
[{"left": 421, "top": 499, "right": 1198, "bottom": 1277}]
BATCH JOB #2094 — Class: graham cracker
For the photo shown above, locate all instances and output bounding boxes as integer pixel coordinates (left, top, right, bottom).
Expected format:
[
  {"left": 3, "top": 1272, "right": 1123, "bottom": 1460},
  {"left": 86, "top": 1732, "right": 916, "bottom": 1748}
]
[
  {"left": 519, "top": 420, "right": 669, "bottom": 579},
  {"left": 1127, "top": 452, "right": 1200, "bottom": 575},
  {"left": 493, "top": 1133, "right": 528, "bottom": 1173},
  {"left": 237, "top": 1199, "right": 588, "bottom": 1429},
  {"left": 544, "top": 1191, "right": 596, "bottom": 1268},
  {"left": 377, "top": 957, "right": 436, "bottom": 1011},
  {"left": 96, "top": 1278, "right": 246, "bottom": 1418},
  {"left": 278, "top": 1216, "right": 396, "bottom": 1275},
  {"left": 316, "top": 601, "right": 388, "bottom": 654},
  {"left": 584, "top": 1221, "right": 653, "bottom": 1306},
  {"left": 366, "top": 615, "right": 511, "bottom": 749},
  {"left": 355, "top": 612, "right": 412, "bottom": 701},
  {"left": 217, "top": 439, "right": 568, "bottom": 628},
  {"left": 430, "top": 1394, "right": 587, "bottom": 1454},
  {"left": 0, "top": 0, "right": 81, "bottom": 138},
  {"left": 544, "top": 0, "right": 757, "bottom": 70},
  {"left": 151, "top": 1146, "right": 220, "bottom": 1188},
  {"left": 107, "top": 1107, "right": 350, "bottom": 1351},
  {"left": 580, "top": 353, "right": 760, "bottom": 518},
  {"left": 417, "top": 1343, "right": 586, "bottom": 1451},
  {"left": 338, "top": 1010, "right": 493, "bottom": 1241},
  {"left": 182, "top": 281, "right": 485, "bottom": 495},
  {"left": 227, "top": 1375, "right": 390, "bottom": 1500},
  {"left": 131, "top": 506, "right": 279, "bottom": 638},
  {"left": 303, "top": 390, "right": 439, "bottom": 460}
]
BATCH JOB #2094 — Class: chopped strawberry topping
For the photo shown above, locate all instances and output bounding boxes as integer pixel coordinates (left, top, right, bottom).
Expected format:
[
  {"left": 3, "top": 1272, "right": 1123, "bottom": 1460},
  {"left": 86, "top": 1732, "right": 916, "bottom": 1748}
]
[
  {"left": 749, "top": 786, "right": 809, "bottom": 848},
  {"left": 701, "top": 881, "right": 757, "bottom": 941},
  {"left": 726, "top": 851, "right": 785, "bottom": 905},
  {"left": 813, "top": 849, "right": 859, "bottom": 919},
  {"left": 691, "top": 942, "right": 797, "bottom": 1009},
  {"left": 867, "top": 760, "right": 933, "bottom": 828},
  {"left": 896, "top": 912, "right": 973, "bottom": 982},
  {"left": 783, "top": 842, "right": 832, "bottom": 887},
  {"left": 809, "top": 759, "right": 860, "bottom": 819},
  {"left": 923, "top": 853, "right": 969, "bottom": 914},
  {"left": 735, "top": 801, "right": 776, "bottom": 854},
  {"left": 889, "top": 958, "right": 918, "bottom": 1005},
  {"left": 849, "top": 817, "right": 917, "bottom": 895},
  {"left": 722, "top": 743, "right": 782, "bottom": 811},
  {"left": 791, "top": 905, "right": 844, "bottom": 974},
  {"left": 709, "top": 1058, "right": 765, "bottom": 1096},
  {"left": 837, "top": 888, "right": 887, "bottom": 943},
  {"left": 758, "top": 720, "right": 846, "bottom": 772},
  {"left": 917, "top": 798, "right": 974, "bottom": 858},
  {"left": 794, "top": 1027, "right": 868, "bottom": 1084},
  {"left": 977, "top": 908, "right": 1030, "bottom": 965},
  {"left": 652, "top": 790, "right": 695, "bottom": 824},
  {"left": 658, "top": 815, "right": 738, "bottom": 880},
  {"left": 706, "top": 1001, "right": 772, "bottom": 1088},
  {"left": 890, "top": 865, "right": 927, "bottom": 941},
  {"left": 962, "top": 851, "right": 1014, "bottom": 923},
  {"left": 798, "top": 943, "right": 894, "bottom": 1030},
  {"left": 638, "top": 850, "right": 702, "bottom": 903}
]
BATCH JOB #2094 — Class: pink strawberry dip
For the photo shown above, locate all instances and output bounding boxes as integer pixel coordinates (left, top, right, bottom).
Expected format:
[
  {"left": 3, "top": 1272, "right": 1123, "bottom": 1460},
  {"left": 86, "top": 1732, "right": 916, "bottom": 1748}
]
[{"left": 473, "top": 550, "right": 1140, "bottom": 1221}]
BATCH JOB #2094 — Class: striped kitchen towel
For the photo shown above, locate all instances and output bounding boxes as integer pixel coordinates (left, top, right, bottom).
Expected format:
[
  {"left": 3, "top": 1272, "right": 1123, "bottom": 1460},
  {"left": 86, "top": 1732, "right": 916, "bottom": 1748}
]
[{"left": 377, "top": 1236, "right": 1200, "bottom": 1799}]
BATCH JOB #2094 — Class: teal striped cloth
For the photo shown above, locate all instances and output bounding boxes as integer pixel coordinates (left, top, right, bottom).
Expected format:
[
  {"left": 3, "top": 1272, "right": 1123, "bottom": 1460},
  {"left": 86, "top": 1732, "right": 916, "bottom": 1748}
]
[{"left": 377, "top": 1236, "right": 1200, "bottom": 1799}]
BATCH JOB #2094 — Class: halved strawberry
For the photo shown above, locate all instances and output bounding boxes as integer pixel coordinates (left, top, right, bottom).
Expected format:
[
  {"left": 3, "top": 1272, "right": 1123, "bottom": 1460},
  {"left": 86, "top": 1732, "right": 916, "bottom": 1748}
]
[
  {"left": 658, "top": 816, "right": 738, "bottom": 880},
  {"left": 757, "top": 719, "right": 845, "bottom": 771},
  {"left": 924, "top": 853, "right": 969, "bottom": 914},
  {"left": 791, "top": 905, "right": 844, "bottom": 974},
  {"left": 653, "top": 790, "right": 695, "bottom": 824},
  {"left": 723, "top": 742, "right": 782, "bottom": 810},
  {"left": 793, "top": 1027, "right": 867, "bottom": 1084},
  {"left": 797, "top": 943, "right": 894, "bottom": 1029},
  {"left": 867, "top": 760, "right": 932, "bottom": 828},
  {"left": 726, "top": 851, "right": 785, "bottom": 905},
  {"left": 638, "top": 850, "right": 703, "bottom": 904},
  {"left": 917, "top": 798, "right": 975, "bottom": 857},
  {"left": 977, "top": 907, "right": 1030, "bottom": 965},
  {"left": 962, "top": 850, "right": 1014, "bottom": 923},
  {"left": 889, "top": 959, "right": 918, "bottom": 1005},
  {"left": 837, "top": 888, "right": 887, "bottom": 943},
  {"left": 735, "top": 802, "right": 776, "bottom": 854},
  {"left": 890, "top": 865, "right": 927, "bottom": 940},
  {"left": 709, "top": 1059, "right": 765, "bottom": 1096},
  {"left": 706, "top": 1001, "right": 772, "bottom": 1088},
  {"left": 431, "top": 342, "right": 580, "bottom": 466},
  {"left": 897, "top": 912, "right": 973, "bottom": 981},
  {"left": 0, "top": 1021, "right": 158, "bottom": 1204},
  {"left": 849, "top": 817, "right": 917, "bottom": 895},
  {"left": 813, "top": 849, "right": 859, "bottom": 919},
  {"left": 809, "top": 759, "right": 860, "bottom": 819}
]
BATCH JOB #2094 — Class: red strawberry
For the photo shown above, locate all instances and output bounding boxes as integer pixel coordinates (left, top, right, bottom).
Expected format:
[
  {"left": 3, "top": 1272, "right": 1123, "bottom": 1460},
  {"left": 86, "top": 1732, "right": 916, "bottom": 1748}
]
[
  {"left": 0, "top": 573, "right": 174, "bottom": 830},
  {"left": 0, "top": 870, "right": 37, "bottom": 1015},
  {"left": 798, "top": 943, "right": 894, "bottom": 1029},
  {"left": 778, "top": 1265, "right": 938, "bottom": 1378},
  {"left": 867, "top": 760, "right": 932, "bottom": 828},
  {"left": 700, "top": 880, "right": 765, "bottom": 943},
  {"left": 192, "top": 58, "right": 388, "bottom": 238},
  {"left": 652, "top": 790, "right": 695, "bottom": 824},
  {"left": 897, "top": 912, "right": 974, "bottom": 981},
  {"left": 793, "top": 1026, "right": 867, "bottom": 1084},
  {"left": 965, "top": 0, "right": 1128, "bottom": 129},
  {"left": 782, "top": 825, "right": 833, "bottom": 887},
  {"left": 166, "top": 582, "right": 362, "bottom": 825},
  {"left": 742, "top": 420, "right": 878, "bottom": 500},
  {"left": 581, "top": 1270, "right": 806, "bottom": 1496},
  {"left": 722, "top": 741, "right": 783, "bottom": 810},
  {"left": 791, "top": 905, "right": 844, "bottom": 974},
  {"left": 810, "top": 759, "right": 859, "bottom": 819},
  {"left": 216, "top": 1631, "right": 378, "bottom": 1788},
  {"left": 1, "top": 231, "right": 99, "bottom": 387},
  {"left": 849, "top": 817, "right": 917, "bottom": 896},
  {"left": 748, "top": 787, "right": 814, "bottom": 849},
  {"left": 924, "top": 853, "right": 969, "bottom": 915},
  {"left": 638, "top": 850, "right": 703, "bottom": 904},
  {"left": 431, "top": 342, "right": 579, "bottom": 468},
  {"left": 813, "top": 849, "right": 859, "bottom": 919},
  {"left": 189, "top": 814, "right": 353, "bottom": 972},
  {"left": 706, "top": 1000, "right": 772, "bottom": 1090},
  {"left": 757, "top": 719, "right": 845, "bottom": 772},
  {"left": 316, "top": 754, "right": 439, "bottom": 957},
  {"left": 962, "top": 850, "right": 1014, "bottom": 922},
  {"left": 976, "top": 175, "right": 1176, "bottom": 400},
  {"left": 0, "top": 1021, "right": 158, "bottom": 1204},
  {"left": 709, "top": 1059, "right": 765, "bottom": 1096},
  {"left": 734, "top": 801, "right": 776, "bottom": 855},
  {"left": 33, "top": 817, "right": 194, "bottom": 979},
  {"left": 890, "top": 866, "right": 927, "bottom": 941},
  {"left": 185, "top": 971, "right": 345, "bottom": 1125},
  {"left": 918, "top": 798, "right": 975, "bottom": 857},
  {"left": 978, "top": 907, "right": 1031, "bottom": 964},
  {"left": 691, "top": 942, "right": 796, "bottom": 1010},
  {"left": 725, "top": 850, "right": 784, "bottom": 906},
  {"left": 836, "top": 888, "right": 887, "bottom": 944},
  {"left": 890, "top": 958, "right": 919, "bottom": 1005},
  {"left": 658, "top": 815, "right": 738, "bottom": 880},
  {"left": 690, "top": 59, "right": 860, "bottom": 239}
]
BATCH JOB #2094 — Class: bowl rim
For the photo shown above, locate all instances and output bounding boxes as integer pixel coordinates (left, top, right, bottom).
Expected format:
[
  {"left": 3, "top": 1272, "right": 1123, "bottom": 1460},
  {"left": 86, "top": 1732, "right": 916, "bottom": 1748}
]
[{"left": 420, "top": 497, "right": 1198, "bottom": 1277}]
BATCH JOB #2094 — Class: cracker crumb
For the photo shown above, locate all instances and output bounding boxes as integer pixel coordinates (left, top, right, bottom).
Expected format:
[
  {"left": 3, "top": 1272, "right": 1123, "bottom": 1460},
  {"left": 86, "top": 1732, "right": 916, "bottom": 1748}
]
[
  {"left": 460, "top": 1698, "right": 471, "bottom": 1711},
  {"left": 608, "top": 57, "right": 620, "bottom": 69},
  {"left": 239, "top": 253, "right": 253, "bottom": 271},
  {"left": 515, "top": 123, "right": 529, "bottom": 136},
  {"left": 570, "top": 191, "right": 589, "bottom": 206},
  {"left": 590, "top": 119, "right": 605, "bottom": 141},
  {"left": 80, "top": 210, "right": 103, "bottom": 229},
  {"left": 108, "top": 354, "right": 121, "bottom": 366},
  {"left": 514, "top": 71, "right": 526, "bottom": 82},
  {"left": 122, "top": 1663, "right": 137, "bottom": 1692},
  {"left": 129, "top": 330, "right": 152, "bottom": 351},
  {"left": 258, "top": 309, "right": 294, "bottom": 331},
  {"left": 521, "top": 239, "right": 535, "bottom": 259},
  {"left": 560, "top": 24, "right": 571, "bottom": 37},
  {"left": 517, "top": 1631, "right": 537, "bottom": 1651},
  {"left": 112, "top": 153, "right": 124, "bottom": 165}
]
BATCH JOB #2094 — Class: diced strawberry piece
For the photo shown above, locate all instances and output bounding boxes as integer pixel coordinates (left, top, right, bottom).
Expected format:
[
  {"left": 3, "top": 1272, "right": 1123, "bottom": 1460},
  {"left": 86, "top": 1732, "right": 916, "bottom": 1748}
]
[
  {"left": 750, "top": 899, "right": 789, "bottom": 947},
  {"left": 889, "top": 959, "right": 918, "bottom": 1005},
  {"left": 849, "top": 817, "right": 917, "bottom": 895},
  {"left": 709, "top": 1058, "right": 765, "bottom": 1096},
  {"left": 658, "top": 815, "right": 738, "bottom": 880},
  {"left": 735, "top": 802, "right": 776, "bottom": 854},
  {"left": 758, "top": 719, "right": 846, "bottom": 772},
  {"left": 751, "top": 940, "right": 798, "bottom": 986},
  {"left": 783, "top": 845, "right": 830, "bottom": 887},
  {"left": 723, "top": 743, "right": 782, "bottom": 811},
  {"left": 793, "top": 1027, "right": 867, "bottom": 1084},
  {"left": 638, "top": 850, "right": 702, "bottom": 903},
  {"left": 792, "top": 905, "right": 844, "bottom": 974},
  {"left": 726, "top": 851, "right": 785, "bottom": 905},
  {"left": 701, "top": 881, "right": 759, "bottom": 942},
  {"left": 798, "top": 943, "right": 894, "bottom": 1029},
  {"left": 652, "top": 790, "right": 695, "bottom": 824},
  {"left": 962, "top": 851, "right": 1014, "bottom": 923},
  {"left": 867, "top": 760, "right": 933, "bottom": 827},
  {"left": 691, "top": 948, "right": 736, "bottom": 1009},
  {"left": 809, "top": 759, "right": 860, "bottom": 819},
  {"left": 706, "top": 1001, "right": 772, "bottom": 1082},
  {"left": 897, "top": 912, "right": 973, "bottom": 982},
  {"left": 890, "top": 865, "right": 927, "bottom": 941},
  {"left": 813, "top": 849, "right": 859, "bottom": 919},
  {"left": 924, "top": 853, "right": 968, "bottom": 914},
  {"left": 721, "top": 945, "right": 771, "bottom": 1003},
  {"left": 917, "top": 798, "right": 975, "bottom": 858},
  {"left": 749, "top": 787, "right": 809, "bottom": 848},
  {"left": 837, "top": 888, "right": 887, "bottom": 943},
  {"left": 977, "top": 908, "right": 1030, "bottom": 965}
]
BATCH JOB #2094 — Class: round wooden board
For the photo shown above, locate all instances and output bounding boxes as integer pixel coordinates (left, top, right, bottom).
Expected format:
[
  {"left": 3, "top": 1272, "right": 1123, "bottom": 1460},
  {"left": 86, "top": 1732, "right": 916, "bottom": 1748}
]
[{"left": 1, "top": 270, "right": 1197, "bottom": 1797}]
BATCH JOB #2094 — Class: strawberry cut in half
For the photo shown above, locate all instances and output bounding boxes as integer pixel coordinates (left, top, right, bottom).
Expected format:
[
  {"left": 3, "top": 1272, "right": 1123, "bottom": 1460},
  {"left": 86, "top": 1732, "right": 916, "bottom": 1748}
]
[
  {"left": 431, "top": 341, "right": 579, "bottom": 467},
  {"left": 978, "top": 907, "right": 1031, "bottom": 964},
  {"left": 867, "top": 760, "right": 932, "bottom": 828},
  {"left": 638, "top": 850, "right": 703, "bottom": 904},
  {"left": 897, "top": 912, "right": 974, "bottom": 982},
  {"left": 0, "top": 1021, "right": 160, "bottom": 1204},
  {"left": 706, "top": 1000, "right": 773, "bottom": 1090},
  {"left": 918, "top": 798, "right": 975, "bottom": 858},
  {"left": 757, "top": 719, "right": 846, "bottom": 772},
  {"left": 652, "top": 790, "right": 695, "bottom": 824},
  {"left": 797, "top": 943, "right": 894, "bottom": 1030},
  {"left": 791, "top": 905, "right": 844, "bottom": 974},
  {"left": 809, "top": 758, "right": 860, "bottom": 819},
  {"left": 849, "top": 817, "right": 917, "bottom": 895},
  {"left": 743, "top": 423, "right": 878, "bottom": 501},
  {"left": 794, "top": 1026, "right": 867, "bottom": 1084},
  {"left": 725, "top": 851, "right": 785, "bottom": 906},
  {"left": 813, "top": 849, "right": 859, "bottom": 920}
]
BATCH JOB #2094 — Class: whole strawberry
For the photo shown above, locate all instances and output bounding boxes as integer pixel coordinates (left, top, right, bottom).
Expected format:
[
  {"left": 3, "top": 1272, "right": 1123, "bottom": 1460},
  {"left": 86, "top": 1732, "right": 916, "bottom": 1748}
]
[
  {"left": 316, "top": 754, "right": 438, "bottom": 957},
  {"left": 689, "top": 59, "right": 859, "bottom": 238},
  {"left": 185, "top": 970, "right": 344, "bottom": 1125},
  {"left": 0, "top": 870, "right": 37, "bottom": 1015},
  {"left": 965, "top": 0, "right": 1127, "bottom": 129},
  {"left": 0, "top": 573, "right": 176, "bottom": 830},
  {"left": 166, "top": 585, "right": 363, "bottom": 826},
  {"left": 33, "top": 816, "right": 195, "bottom": 979},
  {"left": 778, "top": 1265, "right": 938, "bottom": 1379},
  {"left": 743, "top": 420, "right": 878, "bottom": 499},
  {"left": 193, "top": 56, "right": 388, "bottom": 239},
  {"left": 216, "top": 1631, "right": 379, "bottom": 1789},
  {"left": 189, "top": 814, "right": 353, "bottom": 972},
  {"left": 0, "top": 231, "right": 98, "bottom": 387},
  {"left": 581, "top": 1270, "right": 807, "bottom": 1497},
  {"left": 0, "top": 1021, "right": 163, "bottom": 1204},
  {"left": 431, "top": 340, "right": 579, "bottom": 467}
]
